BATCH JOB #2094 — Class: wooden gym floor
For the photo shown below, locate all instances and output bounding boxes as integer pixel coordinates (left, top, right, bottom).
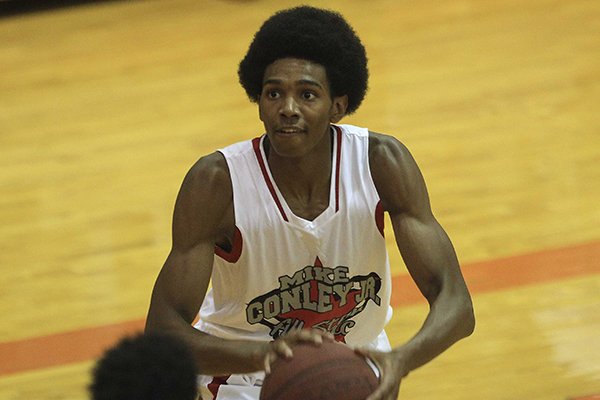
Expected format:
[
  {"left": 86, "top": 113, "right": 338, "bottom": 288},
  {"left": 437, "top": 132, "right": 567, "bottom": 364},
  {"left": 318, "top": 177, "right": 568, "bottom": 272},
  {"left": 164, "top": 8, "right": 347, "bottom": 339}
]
[{"left": 0, "top": 0, "right": 599, "bottom": 399}]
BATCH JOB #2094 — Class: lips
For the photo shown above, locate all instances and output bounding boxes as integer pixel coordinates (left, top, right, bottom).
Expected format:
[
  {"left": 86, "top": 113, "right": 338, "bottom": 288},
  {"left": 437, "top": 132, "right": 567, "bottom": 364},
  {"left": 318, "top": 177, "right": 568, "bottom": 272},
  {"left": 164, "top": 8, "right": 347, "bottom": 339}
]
[{"left": 276, "top": 127, "right": 306, "bottom": 134}]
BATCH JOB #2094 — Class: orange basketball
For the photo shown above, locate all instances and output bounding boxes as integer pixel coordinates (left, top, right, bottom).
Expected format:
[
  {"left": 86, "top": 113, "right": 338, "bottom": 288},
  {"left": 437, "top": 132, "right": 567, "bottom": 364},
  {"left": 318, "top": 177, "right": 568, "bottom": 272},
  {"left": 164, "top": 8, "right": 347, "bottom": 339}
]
[{"left": 260, "top": 341, "right": 379, "bottom": 400}]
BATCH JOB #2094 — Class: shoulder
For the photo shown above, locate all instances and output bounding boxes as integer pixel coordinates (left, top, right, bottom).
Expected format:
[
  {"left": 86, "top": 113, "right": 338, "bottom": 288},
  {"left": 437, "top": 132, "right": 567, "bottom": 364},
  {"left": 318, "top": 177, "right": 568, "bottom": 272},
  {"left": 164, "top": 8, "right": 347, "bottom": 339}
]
[
  {"left": 185, "top": 151, "right": 230, "bottom": 187},
  {"left": 368, "top": 131, "right": 429, "bottom": 215},
  {"left": 179, "top": 151, "right": 232, "bottom": 209},
  {"left": 171, "top": 152, "right": 233, "bottom": 248},
  {"left": 368, "top": 131, "right": 416, "bottom": 175}
]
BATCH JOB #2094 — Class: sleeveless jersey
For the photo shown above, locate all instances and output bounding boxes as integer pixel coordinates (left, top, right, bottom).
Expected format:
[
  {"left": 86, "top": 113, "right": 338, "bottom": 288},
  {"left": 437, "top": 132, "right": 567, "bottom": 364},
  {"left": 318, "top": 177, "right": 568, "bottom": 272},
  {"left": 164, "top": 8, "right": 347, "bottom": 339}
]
[{"left": 195, "top": 124, "right": 393, "bottom": 399}]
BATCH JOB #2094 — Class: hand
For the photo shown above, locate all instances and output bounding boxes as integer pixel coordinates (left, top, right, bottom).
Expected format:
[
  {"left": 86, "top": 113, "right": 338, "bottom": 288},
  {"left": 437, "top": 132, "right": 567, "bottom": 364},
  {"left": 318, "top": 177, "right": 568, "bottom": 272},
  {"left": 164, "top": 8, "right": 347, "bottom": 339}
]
[
  {"left": 355, "top": 348, "right": 407, "bottom": 400},
  {"left": 263, "top": 329, "right": 334, "bottom": 374}
]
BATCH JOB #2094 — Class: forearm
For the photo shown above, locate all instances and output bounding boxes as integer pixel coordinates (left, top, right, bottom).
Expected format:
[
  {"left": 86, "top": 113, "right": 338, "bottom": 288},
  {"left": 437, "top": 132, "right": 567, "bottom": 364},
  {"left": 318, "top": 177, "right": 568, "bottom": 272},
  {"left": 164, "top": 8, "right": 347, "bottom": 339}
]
[
  {"left": 146, "top": 304, "right": 268, "bottom": 376},
  {"left": 393, "top": 287, "right": 474, "bottom": 375},
  {"left": 185, "top": 328, "right": 269, "bottom": 376}
]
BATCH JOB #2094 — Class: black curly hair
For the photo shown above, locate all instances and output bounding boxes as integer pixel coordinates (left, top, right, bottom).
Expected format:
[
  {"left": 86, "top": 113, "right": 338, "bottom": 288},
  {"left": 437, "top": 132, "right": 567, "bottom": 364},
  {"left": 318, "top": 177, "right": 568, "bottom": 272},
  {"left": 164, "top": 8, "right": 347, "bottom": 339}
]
[
  {"left": 90, "top": 333, "right": 198, "bottom": 400},
  {"left": 239, "top": 6, "right": 369, "bottom": 115}
]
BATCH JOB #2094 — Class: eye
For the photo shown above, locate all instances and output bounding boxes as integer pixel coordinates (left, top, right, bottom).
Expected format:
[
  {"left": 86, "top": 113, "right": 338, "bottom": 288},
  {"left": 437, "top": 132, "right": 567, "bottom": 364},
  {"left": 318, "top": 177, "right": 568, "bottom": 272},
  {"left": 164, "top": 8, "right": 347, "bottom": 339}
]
[
  {"left": 266, "top": 89, "right": 280, "bottom": 99},
  {"left": 302, "top": 91, "right": 316, "bottom": 100}
]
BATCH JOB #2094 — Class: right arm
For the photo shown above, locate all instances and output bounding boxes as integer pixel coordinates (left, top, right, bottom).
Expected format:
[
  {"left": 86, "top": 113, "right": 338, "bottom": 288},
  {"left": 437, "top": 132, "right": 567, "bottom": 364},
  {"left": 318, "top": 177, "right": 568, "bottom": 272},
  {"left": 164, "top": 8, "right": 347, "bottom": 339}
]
[
  {"left": 145, "top": 152, "right": 269, "bottom": 375},
  {"left": 145, "top": 152, "right": 327, "bottom": 375}
]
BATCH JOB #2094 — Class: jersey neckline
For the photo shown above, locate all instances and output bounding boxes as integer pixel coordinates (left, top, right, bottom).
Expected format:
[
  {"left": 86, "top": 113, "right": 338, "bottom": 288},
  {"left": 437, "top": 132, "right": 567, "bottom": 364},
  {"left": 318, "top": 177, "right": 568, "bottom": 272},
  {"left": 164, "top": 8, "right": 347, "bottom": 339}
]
[{"left": 251, "top": 125, "right": 343, "bottom": 228}]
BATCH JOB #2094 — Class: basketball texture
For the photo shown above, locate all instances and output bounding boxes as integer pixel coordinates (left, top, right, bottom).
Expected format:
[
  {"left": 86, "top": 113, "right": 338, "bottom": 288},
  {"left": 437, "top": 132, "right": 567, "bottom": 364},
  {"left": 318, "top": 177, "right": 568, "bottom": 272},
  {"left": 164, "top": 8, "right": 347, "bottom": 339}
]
[{"left": 260, "top": 341, "right": 379, "bottom": 400}]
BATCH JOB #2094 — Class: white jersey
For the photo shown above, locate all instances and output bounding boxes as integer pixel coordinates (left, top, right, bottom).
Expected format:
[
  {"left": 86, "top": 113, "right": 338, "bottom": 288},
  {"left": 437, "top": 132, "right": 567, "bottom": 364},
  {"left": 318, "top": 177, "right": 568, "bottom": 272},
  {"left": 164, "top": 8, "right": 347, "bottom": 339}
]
[{"left": 195, "top": 124, "right": 393, "bottom": 399}]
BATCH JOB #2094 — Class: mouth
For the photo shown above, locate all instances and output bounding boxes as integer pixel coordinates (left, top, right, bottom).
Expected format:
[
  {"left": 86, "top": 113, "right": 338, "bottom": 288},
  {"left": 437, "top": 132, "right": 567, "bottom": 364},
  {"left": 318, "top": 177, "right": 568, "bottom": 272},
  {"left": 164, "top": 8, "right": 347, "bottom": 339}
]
[{"left": 275, "top": 127, "right": 306, "bottom": 135}]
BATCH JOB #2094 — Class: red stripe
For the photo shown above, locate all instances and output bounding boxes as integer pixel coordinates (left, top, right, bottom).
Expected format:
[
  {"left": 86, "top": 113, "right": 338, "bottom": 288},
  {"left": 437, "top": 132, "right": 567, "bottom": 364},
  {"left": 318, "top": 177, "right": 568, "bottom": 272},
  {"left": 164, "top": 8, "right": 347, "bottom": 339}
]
[
  {"left": 214, "top": 226, "right": 243, "bottom": 263},
  {"left": 390, "top": 240, "right": 600, "bottom": 306},
  {"left": 0, "top": 241, "right": 598, "bottom": 376},
  {"left": 0, "top": 319, "right": 145, "bottom": 376},
  {"left": 208, "top": 375, "right": 230, "bottom": 398},
  {"left": 252, "top": 137, "right": 288, "bottom": 222},
  {"left": 333, "top": 125, "right": 342, "bottom": 212}
]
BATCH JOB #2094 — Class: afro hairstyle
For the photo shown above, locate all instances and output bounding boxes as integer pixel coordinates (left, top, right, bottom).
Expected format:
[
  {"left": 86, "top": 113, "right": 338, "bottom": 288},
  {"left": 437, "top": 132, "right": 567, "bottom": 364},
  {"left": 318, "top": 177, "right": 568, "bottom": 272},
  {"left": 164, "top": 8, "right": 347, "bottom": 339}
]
[
  {"left": 238, "top": 6, "right": 369, "bottom": 115},
  {"left": 90, "top": 333, "right": 198, "bottom": 400}
]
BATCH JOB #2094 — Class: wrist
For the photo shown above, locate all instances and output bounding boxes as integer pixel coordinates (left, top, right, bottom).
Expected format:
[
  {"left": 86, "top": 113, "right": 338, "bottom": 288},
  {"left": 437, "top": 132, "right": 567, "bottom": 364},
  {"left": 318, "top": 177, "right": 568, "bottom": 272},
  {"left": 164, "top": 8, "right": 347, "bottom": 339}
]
[
  {"left": 250, "top": 340, "right": 271, "bottom": 370},
  {"left": 391, "top": 344, "right": 417, "bottom": 377}
]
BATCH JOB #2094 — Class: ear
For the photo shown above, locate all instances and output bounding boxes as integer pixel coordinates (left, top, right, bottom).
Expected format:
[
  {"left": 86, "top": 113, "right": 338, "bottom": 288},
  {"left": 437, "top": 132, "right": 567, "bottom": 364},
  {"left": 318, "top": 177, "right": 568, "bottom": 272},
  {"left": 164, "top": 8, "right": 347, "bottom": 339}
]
[{"left": 330, "top": 95, "right": 348, "bottom": 123}]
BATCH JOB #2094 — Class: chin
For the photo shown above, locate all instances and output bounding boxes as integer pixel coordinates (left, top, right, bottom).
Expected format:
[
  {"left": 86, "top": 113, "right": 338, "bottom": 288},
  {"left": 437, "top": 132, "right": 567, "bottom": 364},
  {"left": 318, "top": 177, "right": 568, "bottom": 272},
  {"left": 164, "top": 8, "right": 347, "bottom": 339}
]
[{"left": 270, "top": 143, "right": 306, "bottom": 159}]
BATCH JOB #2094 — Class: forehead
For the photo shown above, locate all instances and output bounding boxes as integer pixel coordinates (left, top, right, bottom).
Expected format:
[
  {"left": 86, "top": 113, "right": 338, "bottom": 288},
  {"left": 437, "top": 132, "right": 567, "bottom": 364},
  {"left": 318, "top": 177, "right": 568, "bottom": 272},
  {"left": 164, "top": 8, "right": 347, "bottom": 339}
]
[{"left": 262, "top": 58, "right": 329, "bottom": 88}]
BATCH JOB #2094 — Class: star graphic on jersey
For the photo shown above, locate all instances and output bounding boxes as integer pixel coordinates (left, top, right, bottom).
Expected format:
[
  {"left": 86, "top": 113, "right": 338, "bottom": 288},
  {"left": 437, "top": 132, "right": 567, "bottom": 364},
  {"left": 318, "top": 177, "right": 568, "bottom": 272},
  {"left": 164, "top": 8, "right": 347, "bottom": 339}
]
[{"left": 245, "top": 256, "right": 382, "bottom": 341}]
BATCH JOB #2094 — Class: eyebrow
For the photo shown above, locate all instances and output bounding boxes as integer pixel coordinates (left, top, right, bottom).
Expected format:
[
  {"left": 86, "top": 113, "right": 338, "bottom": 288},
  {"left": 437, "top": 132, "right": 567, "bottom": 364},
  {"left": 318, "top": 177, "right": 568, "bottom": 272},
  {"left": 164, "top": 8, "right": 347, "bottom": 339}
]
[{"left": 262, "top": 78, "right": 325, "bottom": 90}]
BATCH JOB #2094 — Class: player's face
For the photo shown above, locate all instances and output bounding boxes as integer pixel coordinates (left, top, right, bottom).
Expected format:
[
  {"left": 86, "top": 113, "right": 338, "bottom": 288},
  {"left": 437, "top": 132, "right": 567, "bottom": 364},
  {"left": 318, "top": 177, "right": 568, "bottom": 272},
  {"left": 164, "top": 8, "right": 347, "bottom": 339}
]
[{"left": 259, "top": 58, "right": 348, "bottom": 158}]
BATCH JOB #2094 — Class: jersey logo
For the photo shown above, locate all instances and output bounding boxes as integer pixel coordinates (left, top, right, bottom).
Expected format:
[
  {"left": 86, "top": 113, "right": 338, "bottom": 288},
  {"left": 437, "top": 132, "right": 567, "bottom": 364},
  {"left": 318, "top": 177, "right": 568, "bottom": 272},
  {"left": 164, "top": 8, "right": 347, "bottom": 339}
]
[{"left": 245, "top": 257, "right": 382, "bottom": 342}]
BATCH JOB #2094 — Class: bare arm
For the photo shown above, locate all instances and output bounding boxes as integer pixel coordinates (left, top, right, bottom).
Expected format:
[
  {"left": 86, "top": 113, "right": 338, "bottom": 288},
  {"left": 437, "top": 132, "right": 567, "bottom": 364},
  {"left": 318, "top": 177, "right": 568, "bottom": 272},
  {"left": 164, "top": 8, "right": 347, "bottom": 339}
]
[
  {"left": 145, "top": 152, "right": 268, "bottom": 375},
  {"left": 145, "top": 152, "right": 330, "bottom": 376},
  {"left": 366, "top": 132, "right": 475, "bottom": 398}
]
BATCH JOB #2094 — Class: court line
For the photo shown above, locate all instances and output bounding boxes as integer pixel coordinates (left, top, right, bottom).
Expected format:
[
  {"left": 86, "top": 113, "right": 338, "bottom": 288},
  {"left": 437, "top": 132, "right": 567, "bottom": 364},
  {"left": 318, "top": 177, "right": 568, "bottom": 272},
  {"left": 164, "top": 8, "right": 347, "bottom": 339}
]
[
  {"left": 390, "top": 240, "right": 600, "bottom": 306},
  {"left": 1, "top": 240, "right": 598, "bottom": 377},
  {"left": 0, "top": 319, "right": 145, "bottom": 377}
]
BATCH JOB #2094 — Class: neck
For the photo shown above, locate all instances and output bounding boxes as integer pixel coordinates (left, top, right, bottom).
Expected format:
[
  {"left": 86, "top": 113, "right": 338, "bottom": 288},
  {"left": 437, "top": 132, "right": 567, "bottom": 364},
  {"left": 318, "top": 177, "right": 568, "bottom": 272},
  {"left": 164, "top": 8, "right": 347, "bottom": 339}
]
[{"left": 266, "top": 128, "right": 333, "bottom": 196}]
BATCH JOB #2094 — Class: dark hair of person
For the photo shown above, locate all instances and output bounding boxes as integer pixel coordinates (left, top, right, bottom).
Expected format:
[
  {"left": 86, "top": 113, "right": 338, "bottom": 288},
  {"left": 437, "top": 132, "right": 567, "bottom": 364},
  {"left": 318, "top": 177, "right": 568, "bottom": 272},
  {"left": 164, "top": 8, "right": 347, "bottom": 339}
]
[
  {"left": 90, "top": 333, "right": 198, "bottom": 400},
  {"left": 238, "top": 6, "right": 369, "bottom": 115}
]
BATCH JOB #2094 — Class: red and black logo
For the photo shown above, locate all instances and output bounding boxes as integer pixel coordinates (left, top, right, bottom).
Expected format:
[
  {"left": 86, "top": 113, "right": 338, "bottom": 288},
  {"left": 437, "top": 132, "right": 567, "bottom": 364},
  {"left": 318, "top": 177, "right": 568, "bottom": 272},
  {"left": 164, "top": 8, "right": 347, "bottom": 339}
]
[{"left": 245, "top": 258, "right": 382, "bottom": 342}]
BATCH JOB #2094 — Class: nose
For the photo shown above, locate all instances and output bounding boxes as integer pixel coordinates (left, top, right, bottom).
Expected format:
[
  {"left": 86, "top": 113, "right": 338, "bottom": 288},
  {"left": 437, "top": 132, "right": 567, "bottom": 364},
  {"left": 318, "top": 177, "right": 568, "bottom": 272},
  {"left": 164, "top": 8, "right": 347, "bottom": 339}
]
[{"left": 279, "top": 95, "right": 299, "bottom": 119}]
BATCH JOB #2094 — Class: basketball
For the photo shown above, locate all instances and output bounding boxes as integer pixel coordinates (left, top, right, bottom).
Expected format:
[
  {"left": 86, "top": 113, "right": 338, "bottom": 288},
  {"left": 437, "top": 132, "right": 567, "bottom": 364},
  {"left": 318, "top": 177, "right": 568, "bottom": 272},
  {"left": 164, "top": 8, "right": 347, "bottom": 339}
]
[{"left": 259, "top": 341, "right": 379, "bottom": 400}]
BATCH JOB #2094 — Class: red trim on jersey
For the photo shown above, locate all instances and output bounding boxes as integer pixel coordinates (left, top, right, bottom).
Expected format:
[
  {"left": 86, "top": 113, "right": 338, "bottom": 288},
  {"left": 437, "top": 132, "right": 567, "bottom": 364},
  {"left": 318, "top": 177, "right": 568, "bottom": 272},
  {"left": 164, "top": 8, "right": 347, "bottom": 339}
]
[
  {"left": 252, "top": 137, "right": 289, "bottom": 222},
  {"left": 214, "top": 226, "right": 243, "bottom": 263},
  {"left": 207, "top": 375, "right": 230, "bottom": 398},
  {"left": 333, "top": 125, "right": 343, "bottom": 212},
  {"left": 375, "top": 200, "right": 385, "bottom": 237}
]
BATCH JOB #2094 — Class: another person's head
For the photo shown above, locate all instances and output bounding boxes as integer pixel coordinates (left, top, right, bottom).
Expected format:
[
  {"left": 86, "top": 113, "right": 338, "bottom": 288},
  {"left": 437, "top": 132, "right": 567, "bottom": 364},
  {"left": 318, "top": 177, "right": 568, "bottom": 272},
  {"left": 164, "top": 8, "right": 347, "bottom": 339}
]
[
  {"left": 238, "top": 6, "right": 369, "bottom": 115},
  {"left": 90, "top": 333, "right": 198, "bottom": 400}
]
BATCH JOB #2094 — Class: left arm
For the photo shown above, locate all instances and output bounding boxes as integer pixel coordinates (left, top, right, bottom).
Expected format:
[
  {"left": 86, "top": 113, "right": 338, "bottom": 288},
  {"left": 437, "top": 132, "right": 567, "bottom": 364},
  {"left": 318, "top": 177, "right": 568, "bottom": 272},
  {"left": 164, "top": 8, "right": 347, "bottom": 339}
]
[{"left": 365, "top": 132, "right": 475, "bottom": 399}]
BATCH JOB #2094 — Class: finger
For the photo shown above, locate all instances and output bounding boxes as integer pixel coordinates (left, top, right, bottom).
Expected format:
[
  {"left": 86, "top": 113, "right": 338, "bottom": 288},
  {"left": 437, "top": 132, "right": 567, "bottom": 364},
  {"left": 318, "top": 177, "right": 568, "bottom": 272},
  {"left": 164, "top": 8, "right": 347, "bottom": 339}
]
[
  {"left": 272, "top": 340, "right": 294, "bottom": 358},
  {"left": 263, "top": 343, "right": 276, "bottom": 374},
  {"left": 365, "top": 364, "right": 395, "bottom": 400},
  {"left": 366, "top": 374, "right": 401, "bottom": 400},
  {"left": 298, "top": 329, "right": 323, "bottom": 344},
  {"left": 263, "top": 353, "right": 272, "bottom": 375},
  {"left": 310, "top": 328, "right": 335, "bottom": 341},
  {"left": 312, "top": 328, "right": 329, "bottom": 340},
  {"left": 353, "top": 349, "right": 381, "bottom": 376},
  {"left": 365, "top": 381, "right": 389, "bottom": 400},
  {"left": 354, "top": 347, "right": 370, "bottom": 357},
  {"left": 286, "top": 328, "right": 326, "bottom": 345},
  {"left": 311, "top": 329, "right": 336, "bottom": 343}
]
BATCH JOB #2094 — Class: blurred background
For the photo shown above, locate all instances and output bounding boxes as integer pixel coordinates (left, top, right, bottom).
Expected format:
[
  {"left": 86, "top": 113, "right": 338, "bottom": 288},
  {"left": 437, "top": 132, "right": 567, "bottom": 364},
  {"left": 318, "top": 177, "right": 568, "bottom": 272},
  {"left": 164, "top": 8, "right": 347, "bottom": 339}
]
[{"left": 0, "top": 0, "right": 599, "bottom": 399}]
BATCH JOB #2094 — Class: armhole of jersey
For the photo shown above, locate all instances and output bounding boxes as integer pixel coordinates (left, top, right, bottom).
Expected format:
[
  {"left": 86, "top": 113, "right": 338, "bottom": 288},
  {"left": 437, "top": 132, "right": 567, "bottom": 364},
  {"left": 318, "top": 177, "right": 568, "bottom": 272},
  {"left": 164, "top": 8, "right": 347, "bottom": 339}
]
[
  {"left": 365, "top": 131, "right": 380, "bottom": 196},
  {"left": 375, "top": 201, "right": 385, "bottom": 237},
  {"left": 214, "top": 150, "right": 242, "bottom": 263},
  {"left": 207, "top": 375, "right": 231, "bottom": 398},
  {"left": 332, "top": 125, "right": 343, "bottom": 213},
  {"left": 214, "top": 226, "right": 243, "bottom": 263},
  {"left": 366, "top": 131, "right": 385, "bottom": 237}
]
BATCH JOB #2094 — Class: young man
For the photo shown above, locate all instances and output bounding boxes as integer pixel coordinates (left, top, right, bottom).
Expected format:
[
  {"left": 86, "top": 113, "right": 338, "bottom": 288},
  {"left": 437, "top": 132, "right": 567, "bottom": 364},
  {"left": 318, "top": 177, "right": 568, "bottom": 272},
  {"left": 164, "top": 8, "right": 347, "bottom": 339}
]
[
  {"left": 145, "top": 6, "right": 474, "bottom": 400},
  {"left": 90, "top": 333, "right": 198, "bottom": 400}
]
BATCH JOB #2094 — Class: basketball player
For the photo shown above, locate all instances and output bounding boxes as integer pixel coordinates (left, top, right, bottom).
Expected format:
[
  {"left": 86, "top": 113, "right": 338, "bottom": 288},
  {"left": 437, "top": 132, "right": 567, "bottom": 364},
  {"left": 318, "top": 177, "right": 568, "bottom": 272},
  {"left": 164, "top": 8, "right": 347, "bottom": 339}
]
[
  {"left": 145, "top": 6, "right": 475, "bottom": 400},
  {"left": 90, "top": 333, "right": 198, "bottom": 400}
]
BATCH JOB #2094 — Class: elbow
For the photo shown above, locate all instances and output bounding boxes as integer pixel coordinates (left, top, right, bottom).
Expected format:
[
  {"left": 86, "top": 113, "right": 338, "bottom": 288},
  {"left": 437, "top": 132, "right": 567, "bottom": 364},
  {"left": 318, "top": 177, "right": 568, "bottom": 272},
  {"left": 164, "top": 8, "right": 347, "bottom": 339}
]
[
  {"left": 435, "top": 278, "right": 476, "bottom": 339},
  {"left": 144, "top": 314, "right": 162, "bottom": 335},
  {"left": 144, "top": 319, "right": 159, "bottom": 335},
  {"left": 144, "top": 304, "right": 174, "bottom": 336},
  {"left": 459, "top": 298, "right": 475, "bottom": 338}
]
